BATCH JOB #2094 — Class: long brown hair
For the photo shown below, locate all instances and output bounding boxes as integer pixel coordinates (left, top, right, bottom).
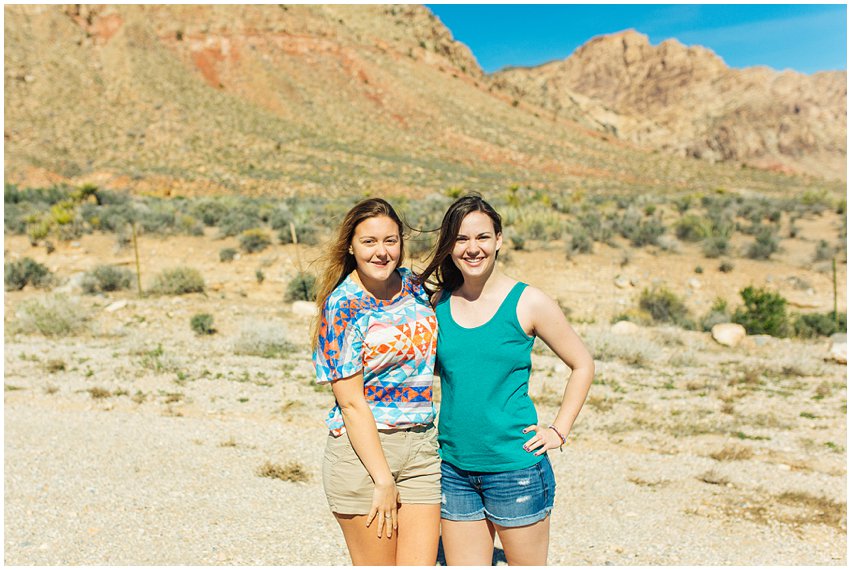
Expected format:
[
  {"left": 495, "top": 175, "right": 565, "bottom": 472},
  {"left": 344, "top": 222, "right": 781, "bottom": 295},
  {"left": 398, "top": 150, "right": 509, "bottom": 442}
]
[
  {"left": 311, "top": 198, "right": 405, "bottom": 348},
  {"left": 417, "top": 193, "right": 502, "bottom": 297}
]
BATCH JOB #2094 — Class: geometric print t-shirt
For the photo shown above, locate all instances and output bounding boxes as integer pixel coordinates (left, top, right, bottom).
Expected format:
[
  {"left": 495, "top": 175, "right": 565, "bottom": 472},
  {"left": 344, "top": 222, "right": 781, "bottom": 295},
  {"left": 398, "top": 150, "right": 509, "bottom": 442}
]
[{"left": 312, "top": 266, "right": 438, "bottom": 435}]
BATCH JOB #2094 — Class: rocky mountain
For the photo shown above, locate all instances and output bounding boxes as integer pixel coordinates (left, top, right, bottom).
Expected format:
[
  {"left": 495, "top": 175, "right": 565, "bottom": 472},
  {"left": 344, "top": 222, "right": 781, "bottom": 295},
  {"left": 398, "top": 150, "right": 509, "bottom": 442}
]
[
  {"left": 491, "top": 30, "right": 846, "bottom": 180},
  {"left": 4, "top": 6, "right": 844, "bottom": 198}
]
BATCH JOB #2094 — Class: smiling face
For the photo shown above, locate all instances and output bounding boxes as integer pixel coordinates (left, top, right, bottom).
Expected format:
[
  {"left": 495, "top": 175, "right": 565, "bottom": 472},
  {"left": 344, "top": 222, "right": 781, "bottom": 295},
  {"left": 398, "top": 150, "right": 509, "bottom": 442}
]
[
  {"left": 350, "top": 215, "right": 402, "bottom": 285},
  {"left": 451, "top": 211, "right": 502, "bottom": 281}
]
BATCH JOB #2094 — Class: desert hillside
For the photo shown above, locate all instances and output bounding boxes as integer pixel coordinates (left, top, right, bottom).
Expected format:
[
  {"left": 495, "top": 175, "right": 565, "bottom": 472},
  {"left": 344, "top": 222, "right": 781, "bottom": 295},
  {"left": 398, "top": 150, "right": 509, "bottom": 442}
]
[
  {"left": 4, "top": 5, "right": 846, "bottom": 198},
  {"left": 492, "top": 30, "right": 846, "bottom": 180}
]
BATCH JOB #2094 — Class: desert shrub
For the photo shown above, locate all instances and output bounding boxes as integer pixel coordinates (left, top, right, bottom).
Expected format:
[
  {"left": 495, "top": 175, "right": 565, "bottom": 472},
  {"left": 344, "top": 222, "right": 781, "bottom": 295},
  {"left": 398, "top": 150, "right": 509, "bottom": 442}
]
[
  {"left": 175, "top": 214, "right": 204, "bottom": 236},
  {"left": 675, "top": 215, "right": 712, "bottom": 242},
  {"left": 277, "top": 224, "right": 320, "bottom": 246},
  {"left": 617, "top": 209, "right": 665, "bottom": 247},
  {"left": 13, "top": 294, "right": 88, "bottom": 336},
  {"left": 793, "top": 312, "right": 847, "bottom": 338},
  {"left": 509, "top": 233, "right": 525, "bottom": 251},
  {"left": 732, "top": 286, "right": 790, "bottom": 337},
  {"left": 150, "top": 267, "right": 205, "bottom": 295},
  {"left": 219, "top": 247, "right": 237, "bottom": 262},
  {"left": 234, "top": 321, "right": 298, "bottom": 358},
  {"left": 190, "top": 313, "right": 215, "bottom": 335},
  {"left": 718, "top": 260, "right": 735, "bottom": 273},
  {"left": 81, "top": 265, "right": 133, "bottom": 294},
  {"left": 255, "top": 269, "right": 265, "bottom": 284},
  {"left": 814, "top": 240, "right": 835, "bottom": 262},
  {"left": 191, "top": 199, "right": 229, "bottom": 227},
  {"left": 218, "top": 210, "right": 262, "bottom": 238},
  {"left": 566, "top": 227, "right": 593, "bottom": 258},
  {"left": 746, "top": 228, "right": 779, "bottom": 260},
  {"left": 5, "top": 258, "right": 52, "bottom": 291},
  {"left": 239, "top": 228, "right": 272, "bottom": 253},
  {"left": 701, "top": 297, "right": 732, "bottom": 331},
  {"left": 583, "top": 326, "right": 662, "bottom": 367},
  {"left": 577, "top": 212, "right": 615, "bottom": 244},
  {"left": 639, "top": 286, "right": 693, "bottom": 328},
  {"left": 286, "top": 272, "right": 317, "bottom": 302},
  {"left": 702, "top": 235, "right": 730, "bottom": 258}
]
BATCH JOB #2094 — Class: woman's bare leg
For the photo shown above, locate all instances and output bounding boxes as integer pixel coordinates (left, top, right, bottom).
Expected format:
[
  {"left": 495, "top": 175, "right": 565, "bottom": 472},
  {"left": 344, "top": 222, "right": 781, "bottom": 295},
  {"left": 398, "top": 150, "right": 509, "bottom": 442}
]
[
  {"left": 334, "top": 513, "right": 397, "bottom": 566},
  {"left": 495, "top": 515, "right": 550, "bottom": 566},
  {"left": 441, "top": 518, "right": 496, "bottom": 566},
  {"left": 395, "top": 504, "right": 441, "bottom": 565}
]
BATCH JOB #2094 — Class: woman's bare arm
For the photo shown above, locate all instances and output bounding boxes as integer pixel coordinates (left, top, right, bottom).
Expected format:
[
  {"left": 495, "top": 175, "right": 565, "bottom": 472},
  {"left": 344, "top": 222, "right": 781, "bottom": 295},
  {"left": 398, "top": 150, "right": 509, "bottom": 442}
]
[
  {"left": 519, "top": 287, "right": 595, "bottom": 454},
  {"left": 332, "top": 372, "right": 398, "bottom": 537}
]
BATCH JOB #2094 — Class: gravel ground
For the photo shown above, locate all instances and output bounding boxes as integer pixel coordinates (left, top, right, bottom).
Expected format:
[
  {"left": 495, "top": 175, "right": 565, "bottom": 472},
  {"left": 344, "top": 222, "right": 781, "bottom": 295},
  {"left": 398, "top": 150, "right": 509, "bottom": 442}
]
[{"left": 4, "top": 392, "right": 845, "bottom": 565}]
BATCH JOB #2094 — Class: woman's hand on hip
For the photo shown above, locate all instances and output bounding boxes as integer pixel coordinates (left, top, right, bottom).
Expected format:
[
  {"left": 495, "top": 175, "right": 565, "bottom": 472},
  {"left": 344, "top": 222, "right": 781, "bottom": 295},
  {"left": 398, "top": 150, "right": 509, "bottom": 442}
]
[
  {"left": 522, "top": 424, "right": 564, "bottom": 455},
  {"left": 365, "top": 479, "right": 400, "bottom": 538}
]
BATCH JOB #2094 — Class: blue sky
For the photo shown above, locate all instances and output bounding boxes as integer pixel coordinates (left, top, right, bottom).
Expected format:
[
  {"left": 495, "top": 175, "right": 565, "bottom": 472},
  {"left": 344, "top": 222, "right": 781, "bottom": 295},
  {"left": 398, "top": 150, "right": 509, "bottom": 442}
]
[{"left": 426, "top": 4, "right": 847, "bottom": 75}]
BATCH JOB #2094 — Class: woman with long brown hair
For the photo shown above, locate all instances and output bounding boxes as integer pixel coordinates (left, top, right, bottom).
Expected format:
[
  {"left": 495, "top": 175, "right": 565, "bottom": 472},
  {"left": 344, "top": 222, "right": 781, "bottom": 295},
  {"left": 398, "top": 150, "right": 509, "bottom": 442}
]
[
  {"left": 312, "top": 198, "right": 441, "bottom": 565},
  {"left": 419, "top": 194, "right": 594, "bottom": 565}
]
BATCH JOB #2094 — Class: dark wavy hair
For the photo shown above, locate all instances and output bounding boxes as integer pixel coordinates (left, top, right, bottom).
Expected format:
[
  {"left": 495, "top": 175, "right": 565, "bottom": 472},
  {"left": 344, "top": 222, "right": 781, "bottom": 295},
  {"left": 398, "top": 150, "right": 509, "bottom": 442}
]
[{"left": 417, "top": 193, "right": 502, "bottom": 297}]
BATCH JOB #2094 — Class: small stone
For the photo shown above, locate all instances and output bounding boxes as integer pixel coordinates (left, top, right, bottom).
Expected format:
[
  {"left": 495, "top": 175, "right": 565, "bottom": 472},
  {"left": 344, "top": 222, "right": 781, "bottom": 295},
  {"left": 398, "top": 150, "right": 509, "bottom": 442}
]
[
  {"left": 777, "top": 464, "right": 792, "bottom": 471},
  {"left": 687, "top": 278, "right": 701, "bottom": 289},
  {"left": 828, "top": 340, "right": 847, "bottom": 364},
  {"left": 105, "top": 300, "right": 128, "bottom": 313},
  {"left": 611, "top": 320, "right": 640, "bottom": 335},
  {"left": 614, "top": 276, "right": 631, "bottom": 289},
  {"left": 711, "top": 323, "right": 746, "bottom": 347},
  {"left": 71, "top": 241, "right": 81, "bottom": 248}
]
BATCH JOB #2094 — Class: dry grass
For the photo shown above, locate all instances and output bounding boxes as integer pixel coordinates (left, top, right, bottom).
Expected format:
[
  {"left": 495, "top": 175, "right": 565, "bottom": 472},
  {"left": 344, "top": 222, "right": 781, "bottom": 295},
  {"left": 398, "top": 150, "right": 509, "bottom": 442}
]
[
  {"left": 43, "top": 384, "right": 59, "bottom": 395},
  {"left": 256, "top": 460, "right": 310, "bottom": 483},
  {"left": 87, "top": 387, "right": 112, "bottom": 399},
  {"left": 627, "top": 476, "right": 670, "bottom": 488},
  {"left": 45, "top": 359, "right": 66, "bottom": 373},
  {"left": 709, "top": 445, "right": 754, "bottom": 461},
  {"left": 586, "top": 394, "right": 614, "bottom": 412},
  {"left": 698, "top": 470, "right": 730, "bottom": 486},
  {"left": 720, "top": 491, "right": 847, "bottom": 531},
  {"left": 219, "top": 437, "right": 238, "bottom": 448}
]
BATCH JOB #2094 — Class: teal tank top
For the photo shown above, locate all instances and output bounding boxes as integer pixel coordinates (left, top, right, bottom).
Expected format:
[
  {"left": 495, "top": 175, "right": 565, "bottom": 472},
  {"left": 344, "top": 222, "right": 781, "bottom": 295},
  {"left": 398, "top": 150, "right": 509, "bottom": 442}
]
[{"left": 435, "top": 282, "right": 540, "bottom": 472}]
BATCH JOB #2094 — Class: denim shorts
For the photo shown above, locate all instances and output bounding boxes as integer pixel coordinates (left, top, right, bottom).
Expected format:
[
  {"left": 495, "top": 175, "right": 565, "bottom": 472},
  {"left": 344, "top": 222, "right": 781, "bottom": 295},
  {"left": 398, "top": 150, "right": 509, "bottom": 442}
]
[{"left": 440, "top": 455, "right": 556, "bottom": 528}]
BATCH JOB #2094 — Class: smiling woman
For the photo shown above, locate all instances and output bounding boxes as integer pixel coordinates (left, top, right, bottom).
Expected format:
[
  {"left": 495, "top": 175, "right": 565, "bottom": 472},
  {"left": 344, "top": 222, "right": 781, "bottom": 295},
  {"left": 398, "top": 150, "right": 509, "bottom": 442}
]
[
  {"left": 310, "top": 198, "right": 441, "bottom": 566},
  {"left": 418, "top": 194, "right": 595, "bottom": 565}
]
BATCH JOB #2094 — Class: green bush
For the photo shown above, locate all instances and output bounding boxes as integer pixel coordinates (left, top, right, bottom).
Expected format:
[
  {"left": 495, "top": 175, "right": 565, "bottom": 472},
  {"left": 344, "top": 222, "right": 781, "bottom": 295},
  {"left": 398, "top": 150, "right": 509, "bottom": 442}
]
[
  {"left": 639, "top": 286, "right": 693, "bottom": 328},
  {"left": 732, "top": 286, "right": 790, "bottom": 337},
  {"left": 746, "top": 228, "right": 779, "bottom": 260},
  {"left": 285, "top": 272, "right": 317, "bottom": 302},
  {"left": 219, "top": 247, "right": 237, "bottom": 262},
  {"left": 718, "top": 261, "right": 735, "bottom": 273},
  {"left": 700, "top": 297, "right": 731, "bottom": 331},
  {"left": 577, "top": 213, "right": 615, "bottom": 245},
  {"left": 190, "top": 313, "right": 215, "bottom": 335},
  {"left": 13, "top": 294, "right": 88, "bottom": 336},
  {"left": 81, "top": 265, "right": 133, "bottom": 294},
  {"left": 239, "top": 228, "right": 272, "bottom": 253},
  {"left": 793, "top": 312, "right": 846, "bottom": 338},
  {"left": 5, "top": 258, "right": 52, "bottom": 291},
  {"left": 150, "top": 267, "right": 205, "bottom": 295},
  {"left": 675, "top": 215, "right": 711, "bottom": 242}
]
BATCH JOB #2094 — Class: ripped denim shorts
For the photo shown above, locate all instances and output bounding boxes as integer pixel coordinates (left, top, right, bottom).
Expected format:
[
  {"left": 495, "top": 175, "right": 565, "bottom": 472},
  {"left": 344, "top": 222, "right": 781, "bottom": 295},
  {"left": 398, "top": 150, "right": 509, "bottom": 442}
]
[{"left": 440, "top": 455, "right": 556, "bottom": 528}]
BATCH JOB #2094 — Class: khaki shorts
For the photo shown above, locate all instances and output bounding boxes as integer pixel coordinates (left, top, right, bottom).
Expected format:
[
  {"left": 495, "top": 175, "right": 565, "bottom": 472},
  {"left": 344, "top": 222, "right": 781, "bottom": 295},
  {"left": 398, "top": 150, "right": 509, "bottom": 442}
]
[{"left": 322, "top": 423, "right": 441, "bottom": 515}]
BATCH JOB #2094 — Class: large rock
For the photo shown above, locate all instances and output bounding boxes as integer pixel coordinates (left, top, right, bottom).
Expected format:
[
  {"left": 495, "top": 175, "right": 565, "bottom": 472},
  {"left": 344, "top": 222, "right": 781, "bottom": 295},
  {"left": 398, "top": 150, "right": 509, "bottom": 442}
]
[
  {"left": 828, "top": 333, "right": 847, "bottom": 364},
  {"left": 611, "top": 320, "right": 640, "bottom": 335},
  {"left": 711, "top": 323, "right": 746, "bottom": 347},
  {"left": 292, "top": 301, "right": 318, "bottom": 318}
]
